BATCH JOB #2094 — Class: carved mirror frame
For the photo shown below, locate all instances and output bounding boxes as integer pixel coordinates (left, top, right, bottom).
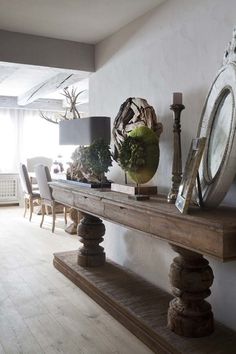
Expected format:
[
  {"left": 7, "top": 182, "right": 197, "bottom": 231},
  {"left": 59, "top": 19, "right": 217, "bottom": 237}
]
[{"left": 198, "top": 62, "right": 236, "bottom": 207}]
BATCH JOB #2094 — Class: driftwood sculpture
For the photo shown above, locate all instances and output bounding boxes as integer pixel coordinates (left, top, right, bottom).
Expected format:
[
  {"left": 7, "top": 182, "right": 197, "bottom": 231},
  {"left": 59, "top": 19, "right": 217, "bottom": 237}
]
[
  {"left": 112, "top": 97, "right": 162, "bottom": 159},
  {"left": 67, "top": 141, "right": 112, "bottom": 184},
  {"left": 67, "top": 146, "right": 88, "bottom": 182}
]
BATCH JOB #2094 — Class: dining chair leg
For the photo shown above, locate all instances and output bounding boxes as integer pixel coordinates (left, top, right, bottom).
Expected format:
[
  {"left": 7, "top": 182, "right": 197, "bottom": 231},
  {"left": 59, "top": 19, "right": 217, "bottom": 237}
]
[
  {"left": 40, "top": 204, "right": 45, "bottom": 228},
  {"left": 29, "top": 197, "right": 33, "bottom": 221},
  {"left": 24, "top": 197, "right": 28, "bottom": 218},
  {"left": 45, "top": 205, "right": 50, "bottom": 215},
  {"left": 64, "top": 207, "right": 67, "bottom": 225},
  {"left": 52, "top": 205, "right": 56, "bottom": 233}
]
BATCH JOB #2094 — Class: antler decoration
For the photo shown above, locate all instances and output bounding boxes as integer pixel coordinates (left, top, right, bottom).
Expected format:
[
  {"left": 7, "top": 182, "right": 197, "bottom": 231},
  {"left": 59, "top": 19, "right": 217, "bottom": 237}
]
[
  {"left": 60, "top": 87, "right": 82, "bottom": 120},
  {"left": 39, "top": 111, "right": 63, "bottom": 124},
  {"left": 40, "top": 87, "right": 85, "bottom": 124}
]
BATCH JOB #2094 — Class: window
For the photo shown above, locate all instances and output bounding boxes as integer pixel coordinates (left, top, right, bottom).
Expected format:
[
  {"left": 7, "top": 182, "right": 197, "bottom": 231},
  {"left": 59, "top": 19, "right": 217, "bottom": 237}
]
[{"left": 0, "top": 109, "right": 74, "bottom": 173}]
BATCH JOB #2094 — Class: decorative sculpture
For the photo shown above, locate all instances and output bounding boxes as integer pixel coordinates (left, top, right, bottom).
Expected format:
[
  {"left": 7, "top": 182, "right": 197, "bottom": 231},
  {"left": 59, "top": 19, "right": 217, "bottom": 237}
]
[
  {"left": 67, "top": 139, "right": 112, "bottom": 184},
  {"left": 112, "top": 97, "right": 162, "bottom": 193},
  {"left": 223, "top": 27, "right": 236, "bottom": 65},
  {"left": 113, "top": 97, "right": 162, "bottom": 160}
]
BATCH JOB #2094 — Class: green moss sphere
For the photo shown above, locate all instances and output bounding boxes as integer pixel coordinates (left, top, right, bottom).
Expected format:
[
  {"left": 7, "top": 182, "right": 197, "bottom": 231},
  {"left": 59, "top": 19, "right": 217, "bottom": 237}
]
[{"left": 127, "top": 126, "right": 159, "bottom": 184}]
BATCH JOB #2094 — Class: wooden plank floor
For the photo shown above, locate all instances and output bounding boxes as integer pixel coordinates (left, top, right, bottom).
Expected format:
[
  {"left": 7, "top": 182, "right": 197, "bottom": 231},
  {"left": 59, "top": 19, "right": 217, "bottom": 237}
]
[
  {"left": 0, "top": 206, "right": 152, "bottom": 354},
  {"left": 54, "top": 251, "right": 236, "bottom": 354}
]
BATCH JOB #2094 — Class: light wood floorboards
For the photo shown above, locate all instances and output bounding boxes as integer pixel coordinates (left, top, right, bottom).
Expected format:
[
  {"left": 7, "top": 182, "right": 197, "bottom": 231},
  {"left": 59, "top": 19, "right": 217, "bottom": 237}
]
[{"left": 0, "top": 206, "right": 152, "bottom": 354}]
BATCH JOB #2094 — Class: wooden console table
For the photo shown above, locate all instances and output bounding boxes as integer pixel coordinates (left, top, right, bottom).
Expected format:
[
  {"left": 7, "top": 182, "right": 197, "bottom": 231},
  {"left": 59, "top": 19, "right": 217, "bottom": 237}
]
[{"left": 50, "top": 181, "right": 236, "bottom": 354}]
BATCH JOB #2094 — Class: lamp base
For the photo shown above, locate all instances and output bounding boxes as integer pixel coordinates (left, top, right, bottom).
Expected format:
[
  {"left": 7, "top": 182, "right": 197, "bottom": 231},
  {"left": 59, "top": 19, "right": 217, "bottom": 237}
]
[
  {"left": 128, "top": 195, "right": 150, "bottom": 201},
  {"left": 58, "top": 179, "right": 111, "bottom": 189}
]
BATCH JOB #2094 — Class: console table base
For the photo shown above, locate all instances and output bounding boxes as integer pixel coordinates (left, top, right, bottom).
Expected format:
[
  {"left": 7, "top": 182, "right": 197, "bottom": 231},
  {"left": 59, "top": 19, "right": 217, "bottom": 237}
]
[{"left": 53, "top": 250, "right": 236, "bottom": 354}]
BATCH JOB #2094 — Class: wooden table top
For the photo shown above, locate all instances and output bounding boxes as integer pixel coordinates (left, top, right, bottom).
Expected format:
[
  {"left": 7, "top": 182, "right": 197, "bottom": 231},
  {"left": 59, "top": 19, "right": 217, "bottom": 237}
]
[{"left": 50, "top": 181, "right": 236, "bottom": 261}]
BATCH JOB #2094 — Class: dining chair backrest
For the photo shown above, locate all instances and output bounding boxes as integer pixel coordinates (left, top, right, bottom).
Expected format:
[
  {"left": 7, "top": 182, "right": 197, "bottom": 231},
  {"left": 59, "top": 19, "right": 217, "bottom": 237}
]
[
  {"left": 35, "top": 164, "right": 52, "bottom": 201},
  {"left": 19, "top": 163, "right": 32, "bottom": 195},
  {"left": 27, "top": 156, "right": 53, "bottom": 173}
]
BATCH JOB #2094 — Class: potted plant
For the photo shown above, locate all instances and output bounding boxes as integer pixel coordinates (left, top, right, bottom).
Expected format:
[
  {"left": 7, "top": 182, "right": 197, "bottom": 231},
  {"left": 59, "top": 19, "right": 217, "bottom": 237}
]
[{"left": 67, "top": 139, "right": 112, "bottom": 186}]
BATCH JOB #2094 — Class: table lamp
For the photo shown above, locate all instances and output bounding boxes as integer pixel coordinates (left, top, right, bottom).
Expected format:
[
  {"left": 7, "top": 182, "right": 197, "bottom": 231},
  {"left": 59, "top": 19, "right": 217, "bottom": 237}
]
[
  {"left": 59, "top": 116, "right": 111, "bottom": 145},
  {"left": 58, "top": 115, "right": 111, "bottom": 235}
]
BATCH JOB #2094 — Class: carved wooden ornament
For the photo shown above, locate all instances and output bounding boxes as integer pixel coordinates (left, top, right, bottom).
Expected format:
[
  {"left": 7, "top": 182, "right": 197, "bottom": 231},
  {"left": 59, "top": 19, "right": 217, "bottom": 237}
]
[{"left": 112, "top": 97, "right": 162, "bottom": 157}]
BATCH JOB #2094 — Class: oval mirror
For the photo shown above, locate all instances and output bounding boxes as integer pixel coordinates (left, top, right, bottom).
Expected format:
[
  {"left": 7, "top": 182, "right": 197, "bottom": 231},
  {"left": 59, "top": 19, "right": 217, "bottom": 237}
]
[
  {"left": 207, "top": 88, "right": 233, "bottom": 180},
  {"left": 198, "top": 64, "right": 236, "bottom": 207}
]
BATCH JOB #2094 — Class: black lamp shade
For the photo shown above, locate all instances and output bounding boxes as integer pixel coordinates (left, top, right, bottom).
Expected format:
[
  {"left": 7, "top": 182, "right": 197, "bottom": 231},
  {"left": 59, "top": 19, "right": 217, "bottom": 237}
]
[{"left": 59, "top": 116, "right": 111, "bottom": 145}]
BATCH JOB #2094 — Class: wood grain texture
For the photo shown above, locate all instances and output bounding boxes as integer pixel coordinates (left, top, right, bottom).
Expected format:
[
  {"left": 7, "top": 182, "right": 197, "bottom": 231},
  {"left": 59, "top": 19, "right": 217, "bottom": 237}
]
[
  {"left": 0, "top": 206, "right": 151, "bottom": 354},
  {"left": 18, "top": 73, "right": 82, "bottom": 105},
  {"left": 167, "top": 103, "right": 185, "bottom": 203},
  {"left": 168, "top": 245, "right": 214, "bottom": 337},
  {"left": 111, "top": 183, "right": 157, "bottom": 195},
  {"left": 50, "top": 181, "right": 236, "bottom": 261},
  {"left": 54, "top": 250, "right": 236, "bottom": 354},
  {"left": 77, "top": 214, "right": 106, "bottom": 267}
]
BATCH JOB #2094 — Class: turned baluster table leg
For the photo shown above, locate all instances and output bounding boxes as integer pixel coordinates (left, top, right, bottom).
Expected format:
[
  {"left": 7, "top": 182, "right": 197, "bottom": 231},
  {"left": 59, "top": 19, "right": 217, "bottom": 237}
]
[
  {"left": 77, "top": 213, "right": 106, "bottom": 267},
  {"left": 168, "top": 244, "right": 214, "bottom": 337},
  {"left": 65, "top": 208, "right": 82, "bottom": 235}
]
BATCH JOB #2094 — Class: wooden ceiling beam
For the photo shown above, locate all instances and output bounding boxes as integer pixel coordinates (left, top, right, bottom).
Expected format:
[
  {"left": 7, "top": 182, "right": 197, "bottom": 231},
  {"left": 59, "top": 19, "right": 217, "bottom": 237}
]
[
  {"left": 0, "top": 66, "right": 18, "bottom": 84},
  {"left": 17, "top": 73, "right": 84, "bottom": 106},
  {"left": 0, "top": 96, "right": 64, "bottom": 111}
]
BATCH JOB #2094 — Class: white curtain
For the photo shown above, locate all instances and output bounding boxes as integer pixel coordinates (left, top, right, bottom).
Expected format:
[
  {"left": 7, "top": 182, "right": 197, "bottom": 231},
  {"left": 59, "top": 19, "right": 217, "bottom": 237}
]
[
  {"left": 0, "top": 109, "right": 23, "bottom": 172},
  {"left": 0, "top": 108, "right": 73, "bottom": 173},
  {"left": 21, "top": 110, "right": 59, "bottom": 160}
]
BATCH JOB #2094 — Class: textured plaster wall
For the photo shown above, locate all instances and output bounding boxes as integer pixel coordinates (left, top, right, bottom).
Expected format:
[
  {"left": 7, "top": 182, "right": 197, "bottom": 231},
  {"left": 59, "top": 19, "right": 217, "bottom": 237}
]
[{"left": 89, "top": 0, "right": 236, "bottom": 330}]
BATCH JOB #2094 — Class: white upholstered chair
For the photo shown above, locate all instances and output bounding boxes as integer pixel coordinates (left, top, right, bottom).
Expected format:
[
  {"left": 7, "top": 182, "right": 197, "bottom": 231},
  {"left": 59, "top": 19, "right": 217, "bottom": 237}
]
[
  {"left": 19, "top": 163, "right": 40, "bottom": 221},
  {"left": 35, "top": 164, "right": 67, "bottom": 233},
  {"left": 27, "top": 156, "right": 53, "bottom": 188}
]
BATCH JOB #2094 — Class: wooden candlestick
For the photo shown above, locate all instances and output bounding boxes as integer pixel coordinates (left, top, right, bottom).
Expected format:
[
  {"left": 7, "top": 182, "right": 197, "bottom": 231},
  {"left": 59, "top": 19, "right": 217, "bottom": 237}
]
[{"left": 167, "top": 102, "right": 185, "bottom": 203}]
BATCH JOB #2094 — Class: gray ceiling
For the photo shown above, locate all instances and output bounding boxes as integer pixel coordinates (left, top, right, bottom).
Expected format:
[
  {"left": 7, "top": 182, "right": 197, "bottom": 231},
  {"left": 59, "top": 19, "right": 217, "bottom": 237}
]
[{"left": 0, "top": 0, "right": 164, "bottom": 107}]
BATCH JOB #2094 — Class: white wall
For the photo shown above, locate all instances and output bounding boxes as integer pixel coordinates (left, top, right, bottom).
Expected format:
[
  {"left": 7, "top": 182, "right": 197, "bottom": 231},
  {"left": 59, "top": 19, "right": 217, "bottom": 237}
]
[{"left": 89, "top": 0, "right": 236, "bottom": 330}]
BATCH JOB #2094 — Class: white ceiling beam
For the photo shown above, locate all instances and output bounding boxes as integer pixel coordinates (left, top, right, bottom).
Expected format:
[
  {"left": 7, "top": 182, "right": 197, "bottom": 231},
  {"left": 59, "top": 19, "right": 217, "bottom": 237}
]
[
  {"left": 17, "top": 73, "right": 84, "bottom": 106},
  {"left": 0, "top": 66, "right": 18, "bottom": 84},
  {"left": 0, "top": 96, "right": 64, "bottom": 111}
]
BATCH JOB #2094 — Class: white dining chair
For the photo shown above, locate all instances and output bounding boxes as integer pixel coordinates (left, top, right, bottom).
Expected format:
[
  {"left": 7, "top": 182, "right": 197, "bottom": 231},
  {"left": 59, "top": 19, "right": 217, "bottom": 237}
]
[
  {"left": 35, "top": 164, "right": 67, "bottom": 233},
  {"left": 19, "top": 163, "right": 40, "bottom": 221}
]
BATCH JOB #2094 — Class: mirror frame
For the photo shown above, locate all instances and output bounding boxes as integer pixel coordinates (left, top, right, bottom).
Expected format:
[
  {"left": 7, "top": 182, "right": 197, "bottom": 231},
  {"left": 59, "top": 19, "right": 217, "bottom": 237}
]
[{"left": 198, "top": 63, "right": 236, "bottom": 207}]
